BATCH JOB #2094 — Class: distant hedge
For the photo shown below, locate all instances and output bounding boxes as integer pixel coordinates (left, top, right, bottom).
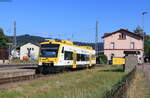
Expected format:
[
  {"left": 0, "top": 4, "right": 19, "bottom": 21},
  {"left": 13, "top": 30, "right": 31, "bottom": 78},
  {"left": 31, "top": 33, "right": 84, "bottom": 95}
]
[{"left": 96, "top": 54, "right": 108, "bottom": 64}]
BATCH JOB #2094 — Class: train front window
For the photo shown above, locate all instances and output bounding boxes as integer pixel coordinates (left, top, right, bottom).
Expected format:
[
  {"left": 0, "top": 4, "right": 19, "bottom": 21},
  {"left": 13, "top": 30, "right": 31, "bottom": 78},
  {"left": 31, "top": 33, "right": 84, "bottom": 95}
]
[{"left": 40, "top": 44, "right": 60, "bottom": 57}]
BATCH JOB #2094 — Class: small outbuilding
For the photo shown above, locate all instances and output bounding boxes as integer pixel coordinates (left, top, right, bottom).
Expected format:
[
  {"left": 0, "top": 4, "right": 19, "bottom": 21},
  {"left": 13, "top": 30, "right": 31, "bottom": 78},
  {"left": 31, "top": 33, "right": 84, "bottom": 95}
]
[
  {"left": 20, "top": 43, "right": 40, "bottom": 60},
  {"left": 0, "top": 48, "right": 9, "bottom": 64}
]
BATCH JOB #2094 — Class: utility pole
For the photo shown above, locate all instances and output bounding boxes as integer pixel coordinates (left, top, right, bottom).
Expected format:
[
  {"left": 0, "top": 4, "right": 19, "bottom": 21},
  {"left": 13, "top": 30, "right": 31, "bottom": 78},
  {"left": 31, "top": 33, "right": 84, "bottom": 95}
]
[
  {"left": 13, "top": 21, "right": 17, "bottom": 50},
  {"left": 72, "top": 33, "right": 74, "bottom": 41},
  {"left": 95, "top": 21, "right": 99, "bottom": 57},
  {"left": 12, "top": 21, "right": 17, "bottom": 59}
]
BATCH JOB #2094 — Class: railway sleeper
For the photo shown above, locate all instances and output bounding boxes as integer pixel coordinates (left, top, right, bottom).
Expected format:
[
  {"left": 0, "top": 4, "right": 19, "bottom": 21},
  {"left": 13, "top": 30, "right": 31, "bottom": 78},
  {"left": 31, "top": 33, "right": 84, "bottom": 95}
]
[{"left": 36, "top": 66, "right": 65, "bottom": 74}]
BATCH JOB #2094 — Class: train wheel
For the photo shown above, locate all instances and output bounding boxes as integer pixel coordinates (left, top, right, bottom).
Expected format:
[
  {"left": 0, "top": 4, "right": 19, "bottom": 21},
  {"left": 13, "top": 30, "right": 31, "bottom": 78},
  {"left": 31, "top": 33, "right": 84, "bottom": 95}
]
[
  {"left": 43, "top": 66, "right": 50, "bottom": 75},
  {"left": 36, "top": 66, "right": 43, "bottom": 74}
]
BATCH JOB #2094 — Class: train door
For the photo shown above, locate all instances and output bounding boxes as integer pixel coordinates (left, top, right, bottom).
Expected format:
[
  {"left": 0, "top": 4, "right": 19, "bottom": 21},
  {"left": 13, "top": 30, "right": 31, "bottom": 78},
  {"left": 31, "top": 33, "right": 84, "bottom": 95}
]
[
  {"left": 89, "top": 54, "right": 92, "bottom": 67},
  {"left": 73, "top": 51, "right": 77, "bottom": 68}
]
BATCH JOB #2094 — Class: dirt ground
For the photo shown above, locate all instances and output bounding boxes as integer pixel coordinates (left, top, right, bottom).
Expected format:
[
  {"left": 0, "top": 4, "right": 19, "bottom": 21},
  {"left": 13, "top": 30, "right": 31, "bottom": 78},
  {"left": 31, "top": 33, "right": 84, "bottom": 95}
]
[
  {"left": 144, "top": 64, "right": 150, "bottom": 88},
  {"left": 126, "top": 65, "right": 150, "bottom": 98}
]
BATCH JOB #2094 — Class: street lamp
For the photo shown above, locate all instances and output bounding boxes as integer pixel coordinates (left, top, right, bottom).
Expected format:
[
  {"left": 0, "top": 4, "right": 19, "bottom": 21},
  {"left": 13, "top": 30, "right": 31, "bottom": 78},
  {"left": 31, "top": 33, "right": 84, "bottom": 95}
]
[
  {"left": 142, "top": 11, "right": 148, "bottom": 30},
  {"left": 142, "top": 11, "right": 148, "bottom": 60}
]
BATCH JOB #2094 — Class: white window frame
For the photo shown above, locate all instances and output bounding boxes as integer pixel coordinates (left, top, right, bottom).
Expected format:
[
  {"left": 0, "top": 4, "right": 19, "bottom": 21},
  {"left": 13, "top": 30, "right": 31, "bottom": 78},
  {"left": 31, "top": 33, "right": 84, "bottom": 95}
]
[
  {"left": 110, "top": 42, "right": 115, "bottom": 49},
  {"left": 130, "top": 42, "right": 135, "bottom": 49}
]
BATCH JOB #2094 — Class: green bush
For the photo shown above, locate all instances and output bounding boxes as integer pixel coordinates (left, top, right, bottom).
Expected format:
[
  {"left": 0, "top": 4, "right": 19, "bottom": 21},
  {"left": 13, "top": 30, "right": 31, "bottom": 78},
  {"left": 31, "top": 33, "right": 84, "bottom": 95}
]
[{"left": 97, "top": 54, "right": 108, "bottom": 64}]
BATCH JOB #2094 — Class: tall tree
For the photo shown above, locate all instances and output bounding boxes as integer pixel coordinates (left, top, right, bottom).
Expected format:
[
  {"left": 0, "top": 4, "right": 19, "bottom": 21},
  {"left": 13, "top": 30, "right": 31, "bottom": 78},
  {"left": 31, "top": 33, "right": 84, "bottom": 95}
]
[
  {"left": 0, "top": 28, "right": 10, "bottom": 48},
  {"left": 144, "top": 35, "right": 150, "bottom": 57},
  {"left": 134, "top": 26, "right": 144, "bottom": 34}
]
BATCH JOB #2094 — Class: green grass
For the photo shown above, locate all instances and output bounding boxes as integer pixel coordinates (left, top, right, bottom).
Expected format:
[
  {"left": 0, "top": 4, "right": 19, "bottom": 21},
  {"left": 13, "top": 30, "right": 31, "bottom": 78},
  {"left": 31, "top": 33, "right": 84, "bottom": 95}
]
[{"left": 0, "top": 66, "right": 127, "bottom": 98}]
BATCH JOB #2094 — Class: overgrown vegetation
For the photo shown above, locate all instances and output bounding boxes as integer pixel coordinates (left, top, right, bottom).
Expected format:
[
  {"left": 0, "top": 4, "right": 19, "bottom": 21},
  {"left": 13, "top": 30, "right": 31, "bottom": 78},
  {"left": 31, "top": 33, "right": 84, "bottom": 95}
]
[
  {"left": 144, "top": 35, "right": 150, "bottom": 59},
  {"left": 10, "top": 59, "right": 38, "bottom": 64},
  {"left": 97, "top": 53, "right": 108, "bottom": 64},
  {"left": 0, "top": 66, "right": 127, "bottom": 98},
  {"left": 133, "top": 26, "right": 150, "bottom": 62},
  {"left": 134, "top": 26, "right": 143, "bottom": 34},
  {"left": 0, "top": 28, "right": 10, "bottom": 48}
]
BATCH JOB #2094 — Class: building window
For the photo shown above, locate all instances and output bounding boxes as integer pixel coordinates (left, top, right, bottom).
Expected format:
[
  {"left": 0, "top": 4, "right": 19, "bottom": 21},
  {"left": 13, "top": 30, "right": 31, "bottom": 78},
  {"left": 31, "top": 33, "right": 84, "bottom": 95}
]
[
  {"left": 110, "top": 42, "right": 115, "bottom": 49},
  {"left": 119, "top": 33, "right": 126, "bottom": 40},
  {"left": 130, "top": 42, "right": 135, "bottom": 49}
]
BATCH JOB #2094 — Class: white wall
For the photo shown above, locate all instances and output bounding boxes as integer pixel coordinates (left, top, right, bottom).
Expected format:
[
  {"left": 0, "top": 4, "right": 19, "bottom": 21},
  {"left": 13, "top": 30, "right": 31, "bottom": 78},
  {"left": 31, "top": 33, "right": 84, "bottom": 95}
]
[{"left": 20, "top": 43, "right": 40, "bottom": 60}]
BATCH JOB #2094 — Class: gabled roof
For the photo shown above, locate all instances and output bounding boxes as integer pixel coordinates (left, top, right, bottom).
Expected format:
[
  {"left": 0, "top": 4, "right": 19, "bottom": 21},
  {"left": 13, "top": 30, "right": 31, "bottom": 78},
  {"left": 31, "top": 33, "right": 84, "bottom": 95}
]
[
  {"left": 102, "top": 29, "right": 143, "bottom": 39},
  {"left": 20, "top": 42, "right": 40, "bottom": 47}
]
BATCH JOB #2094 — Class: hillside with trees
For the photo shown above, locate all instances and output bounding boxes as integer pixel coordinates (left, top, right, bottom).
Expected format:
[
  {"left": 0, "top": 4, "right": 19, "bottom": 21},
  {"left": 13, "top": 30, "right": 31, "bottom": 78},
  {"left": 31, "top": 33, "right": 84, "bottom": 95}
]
[
  {"left": 7, "top": 34, "right": 104, "bottom": 51},
  {"left": 7, "top": 34, "right": 45, "bottom": 46}
]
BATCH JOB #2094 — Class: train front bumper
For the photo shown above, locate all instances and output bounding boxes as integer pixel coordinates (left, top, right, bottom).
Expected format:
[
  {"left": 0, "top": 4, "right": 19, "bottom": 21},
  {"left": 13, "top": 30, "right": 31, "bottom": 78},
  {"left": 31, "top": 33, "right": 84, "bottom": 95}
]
[{"left": 38, "top": 57, "right": 58, "bottom": 66}]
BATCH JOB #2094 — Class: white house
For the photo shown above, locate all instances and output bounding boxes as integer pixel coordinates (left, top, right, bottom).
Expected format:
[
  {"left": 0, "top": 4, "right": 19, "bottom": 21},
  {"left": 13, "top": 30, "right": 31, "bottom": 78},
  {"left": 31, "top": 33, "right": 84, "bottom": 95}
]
[{"left": 20, "top": 43, "right": 40, "bottom": 60}]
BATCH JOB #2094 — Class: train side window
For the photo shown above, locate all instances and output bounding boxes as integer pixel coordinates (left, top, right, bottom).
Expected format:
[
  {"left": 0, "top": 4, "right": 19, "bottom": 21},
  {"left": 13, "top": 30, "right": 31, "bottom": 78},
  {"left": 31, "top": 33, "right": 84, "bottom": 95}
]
[
  {"left": 77, "top": 54, "right": 81, "bottom": 61},
  {"left": 80, "top": 54, "right": 89, "bottom": 61},
  {"left": 85, "top": 55, "right": 89, "bottom": 61},
  {"left": 62, "top": 47, "right": 64, "bottom": 53},
  {"left": 64, "top": 51, "right": 73, "bottom": 60},
  {"left": 81, "top": 54, "right": 85, "bottom": 61}
]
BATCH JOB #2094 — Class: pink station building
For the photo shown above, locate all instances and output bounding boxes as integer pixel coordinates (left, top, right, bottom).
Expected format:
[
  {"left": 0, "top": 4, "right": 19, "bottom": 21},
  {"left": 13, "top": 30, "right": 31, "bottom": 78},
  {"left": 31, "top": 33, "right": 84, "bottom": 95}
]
[{"left": 102, "top": 29, "right": 144, "bottom": 63}]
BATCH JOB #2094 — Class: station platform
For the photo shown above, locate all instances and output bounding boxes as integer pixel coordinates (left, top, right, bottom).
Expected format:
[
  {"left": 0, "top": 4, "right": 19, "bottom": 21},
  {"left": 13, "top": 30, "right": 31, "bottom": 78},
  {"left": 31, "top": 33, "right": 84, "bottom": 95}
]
[{"left": 0, "top": 69, "right": 35, "bottom": 78}]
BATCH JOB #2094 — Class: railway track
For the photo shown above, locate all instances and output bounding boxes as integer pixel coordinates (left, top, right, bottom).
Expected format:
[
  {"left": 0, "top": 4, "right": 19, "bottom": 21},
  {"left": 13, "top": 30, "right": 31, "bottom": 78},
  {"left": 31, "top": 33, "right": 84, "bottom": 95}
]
[
  {"left": 0, "top": 71, "right": 70, "bottom": 85},
  {"left": 0, "top": 74, "right": 38, "bottom": 85},
  {"left": 0, "top": 64, "right": 104, "bottom": 85}
]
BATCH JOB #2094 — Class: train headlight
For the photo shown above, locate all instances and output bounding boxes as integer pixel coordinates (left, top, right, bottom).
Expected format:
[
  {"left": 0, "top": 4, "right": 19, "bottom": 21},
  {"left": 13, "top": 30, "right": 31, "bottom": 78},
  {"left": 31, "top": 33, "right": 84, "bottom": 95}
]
[{"left": 39, "top": 62, "right": 42, "bottom": 65}]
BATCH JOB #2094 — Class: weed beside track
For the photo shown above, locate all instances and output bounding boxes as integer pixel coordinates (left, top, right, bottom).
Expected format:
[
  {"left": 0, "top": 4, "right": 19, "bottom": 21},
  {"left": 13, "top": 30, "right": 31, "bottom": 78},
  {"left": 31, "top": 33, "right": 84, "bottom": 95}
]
[{"left": 0, "top": 66, "right": 127, "bottom": 98}]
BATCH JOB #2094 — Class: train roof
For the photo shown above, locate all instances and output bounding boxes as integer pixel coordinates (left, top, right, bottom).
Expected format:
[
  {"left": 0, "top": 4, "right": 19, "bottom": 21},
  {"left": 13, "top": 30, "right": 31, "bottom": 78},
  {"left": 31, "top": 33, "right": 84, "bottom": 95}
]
[{"left": 40, "top": 40, "right": 94, "bottom": 50}]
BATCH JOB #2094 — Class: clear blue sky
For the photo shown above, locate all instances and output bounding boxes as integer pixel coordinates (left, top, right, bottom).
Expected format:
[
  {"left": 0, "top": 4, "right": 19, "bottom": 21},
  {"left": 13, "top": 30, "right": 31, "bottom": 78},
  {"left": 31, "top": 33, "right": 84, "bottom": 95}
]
[{"left": 0, "top": 0, "right": 149, "bottom": 42}]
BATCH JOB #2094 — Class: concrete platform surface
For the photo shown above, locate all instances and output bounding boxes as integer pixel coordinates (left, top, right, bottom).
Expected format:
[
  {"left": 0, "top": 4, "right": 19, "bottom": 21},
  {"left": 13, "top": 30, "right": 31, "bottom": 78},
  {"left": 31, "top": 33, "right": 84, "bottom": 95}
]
[{"left": 0, "top": 69, "right": 35, "bottom": 78}]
